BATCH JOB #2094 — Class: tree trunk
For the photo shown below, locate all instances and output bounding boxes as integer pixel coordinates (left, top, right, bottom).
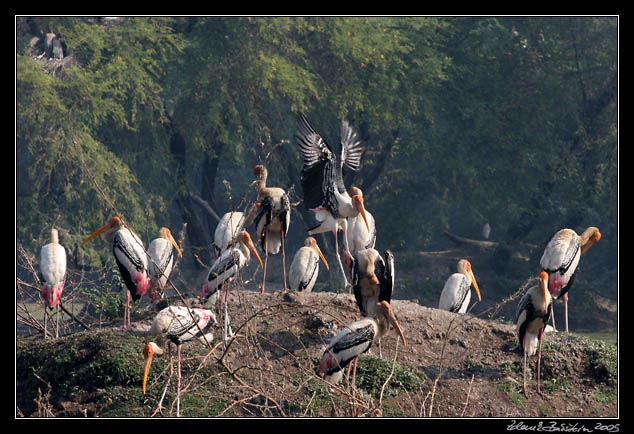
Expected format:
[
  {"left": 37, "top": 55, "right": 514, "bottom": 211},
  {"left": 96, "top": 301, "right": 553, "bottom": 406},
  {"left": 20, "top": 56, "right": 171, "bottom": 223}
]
[{"left": 170, "top": 126, "right": 211, "bottom": 269}]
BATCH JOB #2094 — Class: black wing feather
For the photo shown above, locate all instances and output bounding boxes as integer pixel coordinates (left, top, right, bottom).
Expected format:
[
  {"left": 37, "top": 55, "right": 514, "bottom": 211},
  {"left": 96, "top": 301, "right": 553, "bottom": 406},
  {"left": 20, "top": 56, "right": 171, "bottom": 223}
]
[
  {"left": 340, "top": 119, "right": 364, "bottom": 172},
  {"left": 379, "top": 250, "right": 394, "bottom": 304}
]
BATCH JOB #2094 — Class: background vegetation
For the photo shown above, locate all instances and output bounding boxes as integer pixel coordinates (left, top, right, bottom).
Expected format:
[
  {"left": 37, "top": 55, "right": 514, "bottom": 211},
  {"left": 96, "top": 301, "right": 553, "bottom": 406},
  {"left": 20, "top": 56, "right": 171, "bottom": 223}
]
[{"left": 16, "top": 16, "right": 617, "bottom": 322}]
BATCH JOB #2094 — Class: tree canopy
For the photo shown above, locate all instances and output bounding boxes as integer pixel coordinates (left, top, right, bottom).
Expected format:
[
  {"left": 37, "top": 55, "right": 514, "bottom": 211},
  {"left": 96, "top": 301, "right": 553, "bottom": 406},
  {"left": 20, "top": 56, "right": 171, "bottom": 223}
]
[{"left": 16, "top": 16, "right": 617, "bottom": 300}]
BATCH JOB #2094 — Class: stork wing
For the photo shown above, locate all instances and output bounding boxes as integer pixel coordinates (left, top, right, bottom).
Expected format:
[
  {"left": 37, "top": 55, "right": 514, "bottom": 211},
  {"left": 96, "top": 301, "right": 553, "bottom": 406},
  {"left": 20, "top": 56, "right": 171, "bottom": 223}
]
[
  {"left": 379, "top": 250, "right": 395, "bottom": 304},
  {"left": 340, "top": 119, "right": 364, "bottom": 172},
  {"left": 164, "top": 307, "right": 200, "bottom": 338},
  {"left": 297, "top": 113, "right": 338, "bottom": 210}
]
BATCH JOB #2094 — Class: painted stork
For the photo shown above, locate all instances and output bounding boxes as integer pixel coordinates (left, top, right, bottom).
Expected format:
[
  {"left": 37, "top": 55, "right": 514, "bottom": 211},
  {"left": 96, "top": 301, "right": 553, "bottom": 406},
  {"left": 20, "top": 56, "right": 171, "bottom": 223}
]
[
  {"left": 147, "top": 227, "right": 183, "bottom": 301},
  {"left": 516, "top": 271, "right": 552, "bottom": 395},
  {"left": 252, "top": 165, "right": 291, "bottom": 293},
  {"left": 200, "top": 230, "right": 263, "bottom": 341},
  {"left": 438, "top": 259, "right": 482, "bottom": 314},
  {"left": 316, "top": 300, "right": 406, "bottom": 385},
  {"left": 351, "top": 249, "right": 394, "bottom": 318},
  {"left": 142, "top": 305, "right": 216, "bottom": 417},
  {"left": 351, "top": 248, "right": 395, "bottom": 357},
  {"left": 296, "top": 113, "right": 368, "bottom": 287},
  {"left": 39, "top": 228, "right": 67, "bottom": 339},
  {"left": 288, "top": 237, "right": 330, "bottom": 293},
  {"left": 345, "top": 187, "right": 376, "bottom": 271},
  {"left": 83, "top": 216, "right": 150, "bottom": 330},
  {"left": 213, "top": 211, "right": 246, "bottom": 258},
  {"left": 539, "top": 226, "right": 601, "bottom": 333}
]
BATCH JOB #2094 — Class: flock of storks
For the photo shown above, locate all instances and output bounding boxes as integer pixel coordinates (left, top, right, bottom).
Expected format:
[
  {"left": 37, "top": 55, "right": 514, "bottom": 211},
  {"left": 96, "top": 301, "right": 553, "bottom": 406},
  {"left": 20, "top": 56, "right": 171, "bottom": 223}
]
[{"left": 36, "top": 113, "right": 602, "bottom": 416}]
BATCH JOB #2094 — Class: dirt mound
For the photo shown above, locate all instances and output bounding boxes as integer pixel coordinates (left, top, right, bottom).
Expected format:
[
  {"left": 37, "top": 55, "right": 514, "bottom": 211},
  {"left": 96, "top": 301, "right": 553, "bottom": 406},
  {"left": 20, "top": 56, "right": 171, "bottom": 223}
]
[{"left": 16, "top": 288, "right": 617, "bottom": 418}]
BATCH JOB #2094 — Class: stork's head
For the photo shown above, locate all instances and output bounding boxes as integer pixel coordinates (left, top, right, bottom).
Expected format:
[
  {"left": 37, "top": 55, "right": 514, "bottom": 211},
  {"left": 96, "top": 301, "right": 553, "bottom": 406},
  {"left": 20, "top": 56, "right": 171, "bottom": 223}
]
[
  {"left": 349, "top": 186, "right": 369, "bottom": 232},
  {"left": 241, "top": 231, "right": 263, "bottom": 269},
  {"left": 82, "top": 216, "right": 124, "bottom": 245},
  {"left": 142, "top": 341, "right": 163, "bottom": 394},
  {"left": 457, "top": 259, "right": 481, "bottom": 302}
]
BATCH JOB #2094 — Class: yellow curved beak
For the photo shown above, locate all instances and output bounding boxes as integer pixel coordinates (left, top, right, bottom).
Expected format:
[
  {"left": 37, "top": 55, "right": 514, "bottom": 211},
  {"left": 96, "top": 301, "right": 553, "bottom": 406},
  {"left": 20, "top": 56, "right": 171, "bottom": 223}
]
[{"left": 142, "top": 343, "right": 154, "bottom": 395}]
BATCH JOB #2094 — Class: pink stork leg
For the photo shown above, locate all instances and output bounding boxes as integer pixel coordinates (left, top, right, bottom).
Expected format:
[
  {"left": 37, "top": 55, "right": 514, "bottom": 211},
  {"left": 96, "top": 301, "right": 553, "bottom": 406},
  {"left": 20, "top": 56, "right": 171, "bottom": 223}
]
[
  {"left": 152, "top": 344, "right": 174, "bottom": 417},
  {"left": 281, "top": 227, "right": 288, "bottom": 292},
  {"left": 176, "top": 344, "right": 182, "bottom": 417},
  {"left": 563, "top": 293, "right": 569, "bottom": 334},
  {"left": 261, "top": 231, "right": 269, "bottom": 293},
  {"left": 537, "top": 328, "right": 545, "bottom": 394}
]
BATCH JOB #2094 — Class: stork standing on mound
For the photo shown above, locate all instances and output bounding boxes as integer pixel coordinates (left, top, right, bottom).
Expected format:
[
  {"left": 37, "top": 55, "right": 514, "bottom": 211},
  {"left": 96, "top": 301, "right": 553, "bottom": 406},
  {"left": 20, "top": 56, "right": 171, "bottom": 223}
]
[
  {"left": 253, "top": 164, "right": 291, "bottom": 293},
  {"left": 288, "top": 237, "right": 329, "bottom": 293},
  {"left": 142, "top": 305, "right": 216, "bottom": 417},
  {"left": 351, "top": 248, "right": 395, "bottom": 357},
  {"left": 316, "top": 300, "right": 406, "bottom": 386},
  {"left": 296, "top": 113, "right": 368, "bottom": 287},
  {"left": 516, "top": 272, "right": 552, "bottom": 396},
  {"left": 438, "top": 259, "right": 482, "bottom": 314},
  {"left": 200, "top": 230, "right": 263, "bottom": 341}
]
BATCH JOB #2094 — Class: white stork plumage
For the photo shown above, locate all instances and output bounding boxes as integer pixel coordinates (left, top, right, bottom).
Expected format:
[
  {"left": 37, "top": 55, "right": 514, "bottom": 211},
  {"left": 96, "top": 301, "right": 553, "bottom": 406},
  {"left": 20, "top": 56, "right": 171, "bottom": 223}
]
[
  {"left": 200, "top": 230, "right": 263, "bottom": 341},
  {"left": 252, "top": 165, "right": 291, "bottom": 293},
  {"left": 316, "top": 300, "right": 406, "bottom": 385},
  {"left": 539, "top": 226, "right": 601, "bottom": 333},
  {"left": 147, "top": 227, "right": 183, "bottom": 301},
  {"left": 296, "top": 113, "right": 368, "bottom": 287},
  {"left": 83, "top": 216, "right": 150, "bottom": 330},
  {"left": 39, "top": 228, "right": 67, "bottom": 339},
  {"left": 288, "top": 237, "right": 329, "bottom": 293},
  {"left": 142, "top": 305, "right": 216, "bottom": 417},
  {"left": 213, "top": 211, "right": 246, "bottom": 258},
  {"left": 516, "top": 272, "right": 552, "bottom": 396},
  {"left": 345, "top": 187, "right": 376, "bottom": 271},
  {"left": 438, "top": 259, "right": 482, "bottom": 314}
]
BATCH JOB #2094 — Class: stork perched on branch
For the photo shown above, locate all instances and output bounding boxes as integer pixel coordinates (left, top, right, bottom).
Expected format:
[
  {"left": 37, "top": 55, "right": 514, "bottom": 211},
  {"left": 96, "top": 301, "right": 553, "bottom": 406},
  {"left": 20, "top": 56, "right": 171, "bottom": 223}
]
[
  {"left": 296, "top": 113, "right": 368, "bottom": 287},
  {"left": 539, "top": 226, "right": 601, "bottom": 333}
]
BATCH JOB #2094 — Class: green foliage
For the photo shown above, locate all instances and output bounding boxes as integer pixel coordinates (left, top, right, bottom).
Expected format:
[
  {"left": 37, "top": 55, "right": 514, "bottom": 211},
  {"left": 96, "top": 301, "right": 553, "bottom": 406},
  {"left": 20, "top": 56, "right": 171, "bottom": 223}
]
[
  {"left": 16, "top": 16, "right": 617, "bottom": 309},
  {"left": 82, "top": 275, "right": 125, "bottom": 321},
  {"left": 354, "top": 353, "right": 426, "bottom": 398}
]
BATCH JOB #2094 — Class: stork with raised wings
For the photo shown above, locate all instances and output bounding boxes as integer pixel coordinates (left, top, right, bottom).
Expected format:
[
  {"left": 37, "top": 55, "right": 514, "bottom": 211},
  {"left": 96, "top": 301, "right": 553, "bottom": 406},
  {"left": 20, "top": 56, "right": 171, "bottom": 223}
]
[
  {"left": 83, "top": 216, "right": 150, "bottom": 330},
  {"left": 147, "top": 227, "right": 183, "bottom": 300},
  {"left": 252, "top": 165, "right": 291, "bottom": 293},
  {"left": 316, "top": 300, "right": 406, "bottom": 386},
  {"left": 288, "top": 237, "right": 329, "bottom": 293},
  {"left": 296, "top": 113, "right": 368, "bottom": 287},
  {"left": 438, "top": 259, "right": 482, "bottom": 314},
  {"left": 40, "top": 228, "right": 67, "bottom": 339},
  {"left": 142, "top": 305, "right": 216, "bottom": 417},
  {"left": 540, "top": 226, "right": 601, "bottom": 333},
  {"left": 516, "top": 272, "right": 552, "bottom": 396},
  {"left": 200, "top": 230, "right": 263, "bottom": 341}
]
